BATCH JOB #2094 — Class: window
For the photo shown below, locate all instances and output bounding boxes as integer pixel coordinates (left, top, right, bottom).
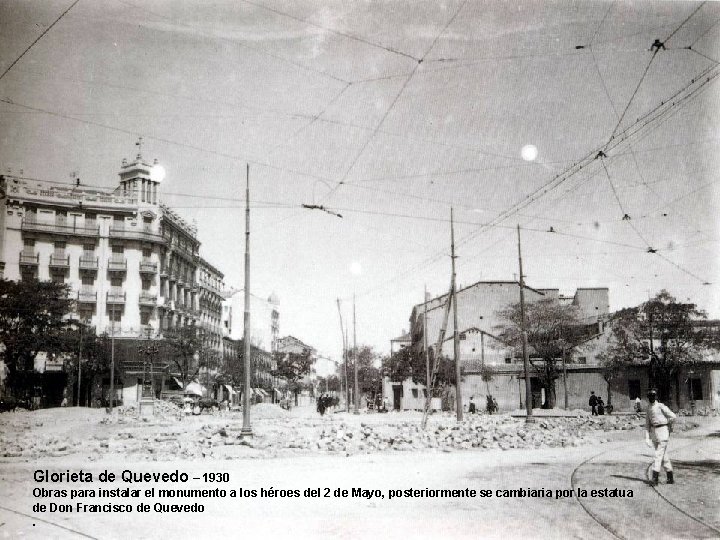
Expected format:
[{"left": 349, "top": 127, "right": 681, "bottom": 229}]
[
  {"left": 576, "top": 356, "right": 587, "bottom": 364},
  {"left": 23, "top": 238, "right": 34, "bottom": 250},
  {"left": 628, "top": 380, "right": 641, "bottom": 400},
  {"left": 51, "top": 273, "right": 64, "bottom": 284},
  {"left": 142, "top": 279, "right": 151, "bottom": 291},
  {"left": 411, "top": 389, "right": 418, "bottom": 398},
  {"left": 689, "top": 378, "right": 703, "bottom": 400},
  {"left": 504, "top": 358, "right": 512, "bottom": 364},
  {"left": 81, "top": 275, "right": 94, "bottom": 286},
  {"left": 79, "top": 308, "right": 94, "bottom": 323},
  {"left": 107, "top": 306, "right": 123, "bottom": 322},
  {"left": 140, "top": 311, "right": 151, "bottom": 325},
  {"left": 142, "top": 248, "right": 151, "bottom": 259},
  {"left": 110, "top": 277, "right": 122, "bottom": 288},
  {"left": 53, "top": 241, "right": 66, "bottom": 255},
  {"left": 111, "top": 245, "right": 123, "bottom": 254}
]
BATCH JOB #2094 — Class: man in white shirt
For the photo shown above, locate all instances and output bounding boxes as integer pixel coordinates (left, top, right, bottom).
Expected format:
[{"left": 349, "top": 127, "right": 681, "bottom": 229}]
[{"left": 644, "top": 388, "right": 676, "bottom": 485}]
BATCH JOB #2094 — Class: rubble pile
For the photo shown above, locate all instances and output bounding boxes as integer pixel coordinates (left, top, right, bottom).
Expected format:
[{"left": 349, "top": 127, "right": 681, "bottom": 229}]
[
  {"left": 116, "top": 400, "right": 181, "bottom": 418},
  {"left": 0, "top": 407, "right": 699, "bottom": 461}
]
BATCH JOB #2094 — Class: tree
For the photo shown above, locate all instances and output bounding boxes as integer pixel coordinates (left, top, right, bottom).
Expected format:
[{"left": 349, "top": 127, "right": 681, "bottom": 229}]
[
  {"left": 341, "top": 345, "right": 383, "bottom": 399},
  {"left": 272, "top": 349, "right": 313, "bottom": 405},
  {"left": 160, "top": 326, "right": 204, "bottom": 390},
  {"left": 600, "top": 290, "right": 720, "bottom": 407},
  {"left": 495, "top": 298, "right": 592, "bottom": 409},
  {"left": 382, "top": 346, "right": 456, "bottom": 394},
  {"left": 0, "top": 279, "right": 74, "bottom": 394}
]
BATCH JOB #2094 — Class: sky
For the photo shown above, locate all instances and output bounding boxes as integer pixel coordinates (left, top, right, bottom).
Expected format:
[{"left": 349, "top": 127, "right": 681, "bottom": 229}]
[{"left": 1, "top": 0, "right": 719, "bottom": 360}]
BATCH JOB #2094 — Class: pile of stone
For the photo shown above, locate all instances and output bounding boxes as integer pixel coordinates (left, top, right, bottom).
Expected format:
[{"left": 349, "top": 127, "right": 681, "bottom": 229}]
[{"left": 115, "top": 400, "right": 181, "bottom": 418}]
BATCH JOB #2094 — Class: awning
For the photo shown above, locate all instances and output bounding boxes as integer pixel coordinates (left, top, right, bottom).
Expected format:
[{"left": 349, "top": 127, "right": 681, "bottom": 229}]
[
  {"left": 224, "top": 384, "right": 237, "bottom": 395},
  {"left": 257, "top": 388, "right": 269, "bottom": 397},
  {"left": 172, "top": 377, "right": 184, "bottom": 390},
  {"left": 184, "top": 382, "right": 204, "bottom": 396}
]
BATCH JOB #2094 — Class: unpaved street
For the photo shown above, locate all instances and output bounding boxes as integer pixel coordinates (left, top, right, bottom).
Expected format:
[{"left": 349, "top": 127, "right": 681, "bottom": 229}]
[{"left": 0, "top": 407, "right": 718, "bottom": 540}]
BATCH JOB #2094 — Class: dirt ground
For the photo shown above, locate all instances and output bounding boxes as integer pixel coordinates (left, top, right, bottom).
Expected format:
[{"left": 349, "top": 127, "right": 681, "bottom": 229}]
[{"left": 0, "top": 405, "right": 717, "bottom": 540}]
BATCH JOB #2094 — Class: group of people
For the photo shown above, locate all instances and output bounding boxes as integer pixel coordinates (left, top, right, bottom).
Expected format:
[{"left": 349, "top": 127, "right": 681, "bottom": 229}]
[
  {"left": 468, "top": 395, "right": 498, "bottom": 415},
  {"left": 588, "top": 391, "right": 607, "bottom": 415},
  {"left": 316, "top": 394, "right": 339, "bottom": 416}
]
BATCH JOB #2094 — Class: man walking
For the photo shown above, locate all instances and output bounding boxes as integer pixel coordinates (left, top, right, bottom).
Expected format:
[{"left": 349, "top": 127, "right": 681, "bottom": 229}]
[
  {"left": 588, "top": 391, "right": 598, "bottom": 415},
  {"left": 645, "top": 388, "right": 676, "bottom": 486}
]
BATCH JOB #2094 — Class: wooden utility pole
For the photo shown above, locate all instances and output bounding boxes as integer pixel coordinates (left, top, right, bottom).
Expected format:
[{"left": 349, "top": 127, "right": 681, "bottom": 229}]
[
  {"left": 77, "top": 323, "right": 83, "bottom": 406},
  {"left": 336, "top": 299, "right": 349, "bottom": 410},
  {"left": 353, "top": 293, "right": 359, "bottom": 414},
  {"left": 451, "top": 208, "right": 462, "bottom": 421},
  {"left": 423, "top": 285, "right": 429, "bottom": 393},
  {"left": 241, "top": 164, "right": 253, "bottom": 437},
  {"left": 517, "top": 225, "right": 534, "bottom": 423},
  {"left": 421, "top": 281, "right": 453, "bottom": 429}
]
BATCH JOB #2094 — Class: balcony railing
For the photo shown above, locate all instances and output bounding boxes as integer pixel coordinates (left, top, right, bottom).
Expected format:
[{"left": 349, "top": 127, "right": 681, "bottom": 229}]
[
  {"left": 77, "top": 287, "right": 97, "bottom": 303},
  {"left": 107, "top": 256, "right": 127, "bottom": 272},
  {"left": 21, "top": 218, "right": 99, "bottom": 237},
  {"left": 139, "top": 291, "right": 157, "bottom": 306},
  {"left": 106, "top": 289, "right": 126, "bottom": 304},
  {"left": 109, "top": 225, "right": 166, "bottom": 244},
  {"left": 79, "top": 256, "right": 98, "bottom": 271},
  {"left": 19, "top": 251, "right": 39, "bottom": 266},
  {"left": 49, "top": 253, "right": 70, "bottom": 269},
  {"left": 139, "top": 259, "right": 158, "bottom": 274}
]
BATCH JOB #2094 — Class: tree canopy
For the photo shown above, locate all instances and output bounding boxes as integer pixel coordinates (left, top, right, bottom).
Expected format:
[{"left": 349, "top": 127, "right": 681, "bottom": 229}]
[
  {"left": 495, "top": 298, "right": 593, "bottom": 408},
  {"left": 599, "top": 290, "right": 720, "bottom": 406},
  {"left": 0, "top": 279, "right": 74, "bottom": 386}
]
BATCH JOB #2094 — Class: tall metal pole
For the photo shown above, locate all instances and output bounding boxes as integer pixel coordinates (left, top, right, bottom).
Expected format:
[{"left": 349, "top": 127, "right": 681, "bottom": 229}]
[
  {"left": 241, "top": 164, "right": 253, "bottom": 437},
  {"left": 336, "top": 298, "right": 349, "bottom": 411},
  {"left": 423, "top": 285, "right": 430, "bottom": 395},
  {"left": 451, "top": 208, "right": 462, "bottom": 421},
  {"left": 353, "top": 294, "right": 359, "bottom": 414},
  {"left": 77, "top": 323, "right": 83, "bottom": 406},
  {"left": 517, "top": 225, "right": 534, "bottom": 423},
  {"left": 109, "top": 304, "right": 115, "bottom": 414}
]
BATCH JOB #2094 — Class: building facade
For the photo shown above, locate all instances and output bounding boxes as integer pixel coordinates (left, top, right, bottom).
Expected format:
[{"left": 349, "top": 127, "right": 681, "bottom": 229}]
[{"left": 0, "top": 152, "right": 226, "bottom": 405}]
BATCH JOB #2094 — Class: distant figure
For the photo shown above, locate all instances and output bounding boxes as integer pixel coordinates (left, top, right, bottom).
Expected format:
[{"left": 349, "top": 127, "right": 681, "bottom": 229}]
[
  {"left": 468, "top": 396, "right": 476, "bottom": 414},
  {"left": 486, "top": 395, "right": 497, "bottom": 415},
  {"left": 589, "top": 391, "right": 598, "bottom": 415},
  {"left": 317, "top": 395, "right": 327, "bottom": 416},
  {"left": 597, "top": 396, "right": 605, "bottom": 416},
  {"left": 492, "top": 396, "right": 499, "bottom": 413},
  {"left": 635, "top": 397, "right": 642, "bottom": 413}
]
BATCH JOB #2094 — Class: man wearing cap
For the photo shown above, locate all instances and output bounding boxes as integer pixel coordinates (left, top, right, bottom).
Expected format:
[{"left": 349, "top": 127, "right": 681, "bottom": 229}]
[{"left": 644, "top": 388, "right": 676, "bottom": 485}]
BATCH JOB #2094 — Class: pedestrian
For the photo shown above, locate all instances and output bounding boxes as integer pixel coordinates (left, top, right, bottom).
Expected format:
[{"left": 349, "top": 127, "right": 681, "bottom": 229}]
[
  {"left": 635, "top": 396, "right": 642, "bottom": 413},
  {"left": 317, "top": 394, "right": 326, "bottom": 416},
  {"left": 597, "top": 396, "right": 605, "bottom": 415},
  {"left": 645, "top": 388, "right": 676, "bottom": 485},
  {"left": 588, "top": 391, "right": 598, "bottom": 415},
  {"left": 469, "top": 396, "right": 476, "bottom": 414},
  {"left": 492, "top": 396, "right": 499, "bottom": 414},
  {"left": 486, "top": 395, "right": 496, "bottom": 415}
]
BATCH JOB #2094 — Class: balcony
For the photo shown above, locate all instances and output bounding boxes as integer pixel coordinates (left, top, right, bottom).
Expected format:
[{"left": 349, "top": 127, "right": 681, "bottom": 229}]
[
  {"left": 109, "top": 225, "right": 166, "bottom": 244},
  {"left": 49, "top": 253, "right": 70, "bottom": 270},
  {"left": 139, "top": 291, "right": 157, "bottom": 306},
  {"left": 106, "top": 289, "right": 126, "bottom": 304},
  {"left": 79, "top": 256, "right": 98, "bottom": 272},
  {"left": 21, "top": 218, "right": 99, "bottom": 238},
  {"left": 139, "top": 259, "right": 158, "bottom": 274},
  {"left": 19, "top": 251, "right": 39, "bottom": 266},
  {"left": 107, "top": 256, "right": 127, "bottom": 273},
  {"left": 77, "top": 287, "right": 97, "bottom": 303}
]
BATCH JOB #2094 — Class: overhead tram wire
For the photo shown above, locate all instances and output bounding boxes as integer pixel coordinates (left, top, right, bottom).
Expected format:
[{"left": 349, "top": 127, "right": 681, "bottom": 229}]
[
  {"left": 319, "top": 0, "right": 470, "bottom": 203},
  {"left": 237, "top": 0, "right": 420, "bottom": 63},
  {"left": 114, "top": 0, "right": 348, "bottom": 85},
  {"left": 0, "top": 0, "right": 81, "bottom": 83},
  {"left": 0, "top": 97, "right": 341, "bottom": 188}
]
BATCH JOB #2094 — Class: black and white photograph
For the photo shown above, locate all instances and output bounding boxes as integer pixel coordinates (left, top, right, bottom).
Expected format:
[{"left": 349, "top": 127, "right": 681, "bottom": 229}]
[{"left": 0, "top": 1, "right": 719, "bottom": 538}]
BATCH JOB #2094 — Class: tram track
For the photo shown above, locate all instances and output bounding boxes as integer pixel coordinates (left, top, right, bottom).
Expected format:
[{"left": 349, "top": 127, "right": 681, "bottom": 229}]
[{"left": 570, "top": 436, "right": 718, "bottom": 540}]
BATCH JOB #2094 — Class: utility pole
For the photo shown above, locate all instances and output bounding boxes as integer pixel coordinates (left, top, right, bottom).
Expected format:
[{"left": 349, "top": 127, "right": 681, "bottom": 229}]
[
  {"left": 77, "top": 322, "right": 84, "bottom": 407},
  {"left": 241, "top": 164, "right": 253, "bottom": 437},
  {"left": 353, "top": 293, "right": 359, "bottom": 414},
  {"left": 562, "top": 344, "right": 568, "bottom": 410},
  {"left": 517, "top": 225, "right": 534, "bottom": 423},
  {"left": 108, "top": 304, "right": 116, "bottom": 414},
  {"left": 423, "top": 285, "right": 430, "bottom": 394},
  {"left": 336, "top": 299, "right": 349, "bottom": 411},
  {"left": 451, "top": 208, "right": 462, "bottom": 422}
]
